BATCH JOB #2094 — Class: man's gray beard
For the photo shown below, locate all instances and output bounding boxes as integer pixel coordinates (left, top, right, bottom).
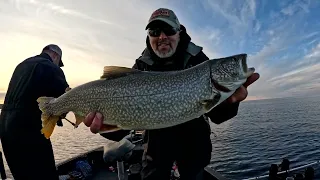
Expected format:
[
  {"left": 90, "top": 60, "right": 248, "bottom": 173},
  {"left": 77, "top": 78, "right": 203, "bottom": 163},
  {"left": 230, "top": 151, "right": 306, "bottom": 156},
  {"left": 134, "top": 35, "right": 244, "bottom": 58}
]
[{"left": 154, "top": 48, "right": 175, "bottom": 58}]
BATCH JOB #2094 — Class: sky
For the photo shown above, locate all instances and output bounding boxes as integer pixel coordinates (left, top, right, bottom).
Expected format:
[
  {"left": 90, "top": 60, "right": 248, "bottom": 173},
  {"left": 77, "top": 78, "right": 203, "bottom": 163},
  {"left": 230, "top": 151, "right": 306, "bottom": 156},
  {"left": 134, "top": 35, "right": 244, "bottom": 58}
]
[{"left": 0, "top": 0, "right": 319, "bottom": 103}]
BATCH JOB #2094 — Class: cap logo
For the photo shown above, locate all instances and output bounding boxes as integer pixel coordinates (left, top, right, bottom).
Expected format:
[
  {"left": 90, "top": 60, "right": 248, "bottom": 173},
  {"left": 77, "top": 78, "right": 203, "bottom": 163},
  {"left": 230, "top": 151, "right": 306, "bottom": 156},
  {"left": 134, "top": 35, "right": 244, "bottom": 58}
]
[{"left": 150, "top": 9, "right": 170, "bottom": 19}]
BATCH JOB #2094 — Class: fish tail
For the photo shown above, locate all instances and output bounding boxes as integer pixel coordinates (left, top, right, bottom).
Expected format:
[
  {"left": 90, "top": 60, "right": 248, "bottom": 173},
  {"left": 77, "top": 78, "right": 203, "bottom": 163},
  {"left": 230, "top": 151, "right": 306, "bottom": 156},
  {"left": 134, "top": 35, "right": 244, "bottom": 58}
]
[
  {"left": 37, "top": 96, "right": 58, "bottom": 139},
  {"left": 40, "top": 113, "right": 60, "bottom": 139}
]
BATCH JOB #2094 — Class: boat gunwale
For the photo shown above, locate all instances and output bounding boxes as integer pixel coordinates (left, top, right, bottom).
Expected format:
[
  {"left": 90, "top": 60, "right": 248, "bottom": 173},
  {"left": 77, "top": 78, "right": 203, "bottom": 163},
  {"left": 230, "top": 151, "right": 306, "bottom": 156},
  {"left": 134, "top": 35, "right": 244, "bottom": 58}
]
[{"left": 56, "top": 146, "right": 104, "bottom": 168}]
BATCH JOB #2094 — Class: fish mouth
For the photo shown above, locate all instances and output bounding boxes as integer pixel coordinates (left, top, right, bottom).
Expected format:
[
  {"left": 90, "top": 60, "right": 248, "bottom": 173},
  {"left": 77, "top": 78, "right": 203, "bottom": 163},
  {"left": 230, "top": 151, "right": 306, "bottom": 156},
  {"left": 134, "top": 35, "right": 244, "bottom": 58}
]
[
  {"left": 239, "top": 54, "right": 255, "bottom": 78},
  {"left": 211, "top": 54, "right": 255, "bottom": 92}
]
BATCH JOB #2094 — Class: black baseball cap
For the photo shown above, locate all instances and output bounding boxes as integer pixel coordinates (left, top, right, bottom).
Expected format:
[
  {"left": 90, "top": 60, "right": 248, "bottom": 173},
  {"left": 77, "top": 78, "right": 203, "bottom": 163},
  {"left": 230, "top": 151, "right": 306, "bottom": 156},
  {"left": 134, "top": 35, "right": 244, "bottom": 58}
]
[{"left": 43, "top": 44, "right": 64, "bottom": 67}]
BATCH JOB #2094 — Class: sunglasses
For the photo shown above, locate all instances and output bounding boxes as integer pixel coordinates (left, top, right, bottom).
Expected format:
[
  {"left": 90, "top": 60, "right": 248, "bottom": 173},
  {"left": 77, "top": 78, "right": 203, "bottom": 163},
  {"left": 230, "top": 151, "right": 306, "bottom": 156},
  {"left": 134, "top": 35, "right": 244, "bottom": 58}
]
[{"left": 148, "top": 27, "right": 179, "bottom": 37}]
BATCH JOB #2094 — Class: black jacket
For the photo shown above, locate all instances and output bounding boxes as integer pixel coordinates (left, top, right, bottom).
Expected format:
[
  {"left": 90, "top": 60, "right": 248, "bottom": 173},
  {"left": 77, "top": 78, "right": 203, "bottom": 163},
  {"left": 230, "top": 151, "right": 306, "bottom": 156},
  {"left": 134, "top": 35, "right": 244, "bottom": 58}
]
[
  {"left": 0, "top": 53, "right": 69, "bottom": 137},
  {"left": 132, "top": 25, "right": 241, "bottom": 167}
]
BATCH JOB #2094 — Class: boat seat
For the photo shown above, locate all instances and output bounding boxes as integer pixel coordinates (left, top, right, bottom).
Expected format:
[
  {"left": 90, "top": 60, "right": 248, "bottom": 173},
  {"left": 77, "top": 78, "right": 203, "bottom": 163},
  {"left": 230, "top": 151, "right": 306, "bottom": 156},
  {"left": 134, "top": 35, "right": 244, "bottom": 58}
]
[{"left": 102, "top": 138, "right": 136, "bottom": 164}]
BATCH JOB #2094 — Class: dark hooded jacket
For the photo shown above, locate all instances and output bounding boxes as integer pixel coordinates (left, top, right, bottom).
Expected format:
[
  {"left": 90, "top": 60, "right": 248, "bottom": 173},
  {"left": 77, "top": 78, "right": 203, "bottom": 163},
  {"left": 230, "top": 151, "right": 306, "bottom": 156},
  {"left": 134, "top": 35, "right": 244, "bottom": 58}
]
[
  {"left": 132, "top": 25, "right": 242, "bottom": 179},
  {"left": 99, "top": 25, "right": 240, "bottom": 142}
]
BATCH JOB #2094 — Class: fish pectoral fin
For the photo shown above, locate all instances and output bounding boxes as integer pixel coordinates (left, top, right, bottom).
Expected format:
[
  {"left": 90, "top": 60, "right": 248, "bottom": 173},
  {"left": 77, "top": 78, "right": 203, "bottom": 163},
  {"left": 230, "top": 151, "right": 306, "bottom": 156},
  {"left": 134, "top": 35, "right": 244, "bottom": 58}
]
[
  {"left": 201, "top": 98, "right": 219, "bottom": 111},
  {"left": 74, "top": 113, "right": 85, "bottom": 128},
  {"left": 41, "top": 113, "right": 60, "bottom": 139},
  {"left": 98, "top": 124, "right": 122, "bottom": 134},
  {"left": 100, "top": 66, "right": 142, "bottom": 80}
]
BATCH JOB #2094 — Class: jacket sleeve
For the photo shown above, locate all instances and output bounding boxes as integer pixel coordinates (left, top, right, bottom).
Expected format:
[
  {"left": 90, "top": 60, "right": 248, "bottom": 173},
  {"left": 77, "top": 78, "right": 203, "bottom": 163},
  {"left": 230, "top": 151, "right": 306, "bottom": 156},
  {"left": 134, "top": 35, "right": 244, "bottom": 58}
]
[
  {"left": 205, "top": 102, "right": 240, "bottom": 124},
  {"left": 34, "top": 62, "right": 69, "bottom": 98},
  {"left": 132, "top": 59, "right": 141, "bottom": 70},
  {"left": 193, "top": 51, "right": 240, "bottom": 124},
  {"left": 35, "top": 63, "right": 69, "bottom": 126},
  {"left": 132, "top": 63, "right": 138, "bottom": 69},
  {"left": 46, "top": 66, "right": 70, "bottom": 98}
]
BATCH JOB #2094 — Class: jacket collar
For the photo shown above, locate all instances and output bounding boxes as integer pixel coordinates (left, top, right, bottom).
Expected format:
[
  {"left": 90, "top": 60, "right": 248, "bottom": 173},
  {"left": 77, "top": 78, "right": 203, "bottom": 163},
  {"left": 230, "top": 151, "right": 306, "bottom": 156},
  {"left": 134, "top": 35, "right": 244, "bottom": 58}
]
[{"left": 39, "top": 53, "right": 54, "bottom": 63}]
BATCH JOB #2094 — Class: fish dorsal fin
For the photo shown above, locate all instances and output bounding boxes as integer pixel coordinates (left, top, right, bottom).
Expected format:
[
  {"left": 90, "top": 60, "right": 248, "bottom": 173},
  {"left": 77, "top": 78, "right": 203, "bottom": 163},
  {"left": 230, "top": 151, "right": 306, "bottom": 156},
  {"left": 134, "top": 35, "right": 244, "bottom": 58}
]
[{"left": 100, "top": 66, "right": 141, "bottom": 80}]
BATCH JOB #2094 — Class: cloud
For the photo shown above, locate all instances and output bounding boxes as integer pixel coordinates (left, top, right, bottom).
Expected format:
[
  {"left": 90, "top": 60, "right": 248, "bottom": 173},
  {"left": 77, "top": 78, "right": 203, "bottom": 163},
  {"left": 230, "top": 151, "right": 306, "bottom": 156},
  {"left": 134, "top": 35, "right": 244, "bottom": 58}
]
[
  {"left": 280, "top": 0, "right": 311, "bottom": 16},
  {"left": 200, "top": 0, "right": 319, "bottom": 99},
  {"left": 250, "top": 40, "right": 320, "bottom": 98},
  {"left": 200, "top": 0, "right": 257, "bottom": 39},
  {"left": 0, "top": 0, "right": 319, "bottom": 100}
]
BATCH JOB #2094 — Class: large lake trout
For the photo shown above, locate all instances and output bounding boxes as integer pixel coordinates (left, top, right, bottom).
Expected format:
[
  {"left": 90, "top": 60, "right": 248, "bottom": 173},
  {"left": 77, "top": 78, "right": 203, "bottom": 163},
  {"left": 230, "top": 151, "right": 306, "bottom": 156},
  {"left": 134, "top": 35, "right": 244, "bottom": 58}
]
[{"left": 37, "top": 54, "right": 255, "bottom": 139}]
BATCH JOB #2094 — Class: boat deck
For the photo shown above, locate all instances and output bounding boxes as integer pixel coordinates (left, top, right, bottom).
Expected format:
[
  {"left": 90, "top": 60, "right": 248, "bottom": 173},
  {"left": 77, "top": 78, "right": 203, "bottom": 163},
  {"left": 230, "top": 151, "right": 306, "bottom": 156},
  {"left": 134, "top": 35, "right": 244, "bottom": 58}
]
[
  {"left": 89, "top": 167, "right": 223, "bottom": 180},
  {"left": 56, "top": 145, "right": 225, "bottom": 180}
]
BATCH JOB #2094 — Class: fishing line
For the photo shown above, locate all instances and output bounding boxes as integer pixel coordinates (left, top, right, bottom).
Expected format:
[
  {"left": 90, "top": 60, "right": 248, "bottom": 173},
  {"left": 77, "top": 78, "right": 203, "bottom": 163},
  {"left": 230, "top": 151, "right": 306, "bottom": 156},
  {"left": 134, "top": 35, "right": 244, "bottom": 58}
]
[{"left": 62, "top": 117, "right": 76, "bottom": 127}]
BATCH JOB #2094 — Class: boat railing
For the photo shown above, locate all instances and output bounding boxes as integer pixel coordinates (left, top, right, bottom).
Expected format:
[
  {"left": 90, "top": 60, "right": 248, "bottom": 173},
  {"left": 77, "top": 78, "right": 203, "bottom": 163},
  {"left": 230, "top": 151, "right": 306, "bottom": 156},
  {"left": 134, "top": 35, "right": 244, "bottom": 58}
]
[
  {"left": 131, "top": 139, "right": 143, "bottom": 144},
  {"left": 242, "top": 160, "right": 320, "bottom": 180},
  {"left": 55, "top": 146, "right": 103, "bottom": 168},
  {"left": 204, "top": 166, "right": 228, "bottom": 180}
]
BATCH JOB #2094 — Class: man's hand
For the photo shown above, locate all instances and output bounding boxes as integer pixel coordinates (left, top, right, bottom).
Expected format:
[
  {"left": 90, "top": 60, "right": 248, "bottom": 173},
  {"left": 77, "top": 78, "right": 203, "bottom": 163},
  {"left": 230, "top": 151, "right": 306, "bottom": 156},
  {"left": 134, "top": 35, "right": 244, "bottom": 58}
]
[
  {"left": 83, "top": 73, "right": 260, "bottom": 134},
  {"left": 226, "top": 73, "right": 260, "bottom": 103},
  {"left": 83, "top": 112, "right": 103, "bottom": 134},
  {"left": 65, "top": 87, "right": 72, "bottom": 92}
]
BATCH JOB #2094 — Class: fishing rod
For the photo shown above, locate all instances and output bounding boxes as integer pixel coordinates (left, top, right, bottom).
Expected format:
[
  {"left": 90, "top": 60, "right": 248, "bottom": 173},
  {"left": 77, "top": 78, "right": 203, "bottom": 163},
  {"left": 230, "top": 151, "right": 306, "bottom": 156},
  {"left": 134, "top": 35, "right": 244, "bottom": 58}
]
[{"left": 242, "top": 160, "right": 320, "bottom": 180}]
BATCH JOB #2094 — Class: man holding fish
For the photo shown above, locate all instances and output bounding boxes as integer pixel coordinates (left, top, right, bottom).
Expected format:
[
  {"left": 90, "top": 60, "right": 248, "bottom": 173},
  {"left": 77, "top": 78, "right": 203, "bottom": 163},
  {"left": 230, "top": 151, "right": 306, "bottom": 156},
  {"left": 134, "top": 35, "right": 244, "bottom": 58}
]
[{"left": 81, "top": 8, "right": 260, "bottom": 180}]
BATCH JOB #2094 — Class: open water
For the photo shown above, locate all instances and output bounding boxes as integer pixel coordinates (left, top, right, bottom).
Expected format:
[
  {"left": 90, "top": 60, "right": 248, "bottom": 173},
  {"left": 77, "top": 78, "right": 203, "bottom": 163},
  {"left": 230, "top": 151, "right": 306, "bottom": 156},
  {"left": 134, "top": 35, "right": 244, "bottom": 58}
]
[{"left": 0, "top": 95, "right": 319, "bottom": 179}]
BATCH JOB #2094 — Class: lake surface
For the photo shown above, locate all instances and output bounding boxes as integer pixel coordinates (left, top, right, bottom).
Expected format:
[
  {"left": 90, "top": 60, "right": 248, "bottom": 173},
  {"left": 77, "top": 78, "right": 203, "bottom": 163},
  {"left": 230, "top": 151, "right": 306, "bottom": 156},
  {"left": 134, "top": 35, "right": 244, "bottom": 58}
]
[
  {"left": 0, "top": 95, "right": 319, "bottom": 179},
  {"left": 209, "top": 95, "right": 320, "bottom": 179}
]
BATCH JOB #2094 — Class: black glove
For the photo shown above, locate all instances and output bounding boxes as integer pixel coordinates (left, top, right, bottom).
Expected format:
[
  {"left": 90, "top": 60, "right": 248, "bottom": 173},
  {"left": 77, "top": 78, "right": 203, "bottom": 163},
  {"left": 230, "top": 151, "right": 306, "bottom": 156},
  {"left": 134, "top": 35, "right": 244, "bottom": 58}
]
[
  {"left": 57, "top": 112, "right": 68, "bottom": 127},
  {"left": 57, "top": 119, "right": 63, "bottom": 127}
]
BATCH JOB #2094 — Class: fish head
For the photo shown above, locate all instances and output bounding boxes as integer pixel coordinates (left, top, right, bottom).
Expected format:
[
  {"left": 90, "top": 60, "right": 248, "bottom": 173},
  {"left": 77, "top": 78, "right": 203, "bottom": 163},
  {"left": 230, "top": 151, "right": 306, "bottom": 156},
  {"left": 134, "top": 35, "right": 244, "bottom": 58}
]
[{"left": 208, "top": 53, "right": 255, "bottom": 96}]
